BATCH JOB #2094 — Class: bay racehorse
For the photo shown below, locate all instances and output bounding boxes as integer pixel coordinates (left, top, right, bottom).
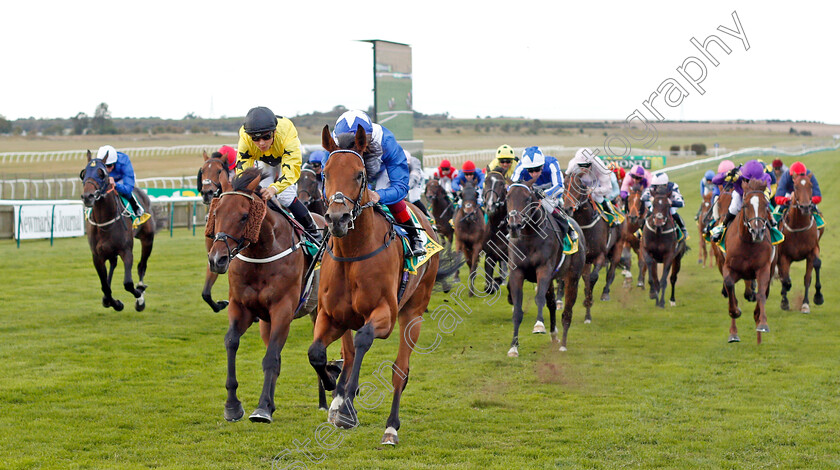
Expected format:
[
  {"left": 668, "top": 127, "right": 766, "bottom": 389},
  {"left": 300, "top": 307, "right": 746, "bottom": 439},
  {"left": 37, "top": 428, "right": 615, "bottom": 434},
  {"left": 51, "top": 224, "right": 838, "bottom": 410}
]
[
  {"left": 712, "top": 187, "right": 756, "bottom": 302},
  {"left": 618, "top": 183, "right": 647, "bottom": 288},
  {"left": 206, "top": 168, "right": 336, "bottom": 422},
  {"left": 640, "top": 185, "right": 687, "bottom": 308},
  {"left": 453, "top": 181, "right": 488, "bottom": 296},
  {"left": 697, "top": 191, "right": 714, "bottom": 267},
  {"left": 563, "top": 169, "right": 621, "bottom": 322},
  {"left": 199, "top": 151, "right": 231, "bottom": 312},
  {"left": 297, "top": 168, "right": 326, "bottom": 216},
  {"left": 776, "top": 173, "right": 823, "bottom": 312},
  {"left": 424, "top": 178, "right": 455, "bottom": 248},
  {"left": 81, "top": 153, "right": 155, "bottom": 312},
  {"left": 506, "top": 181, "right": 586, "bottom": 355},
  {"left": 482, "top": 169, "right": 510, "bottom": 293},
  {"left": 721, "top": 179, "right": 774, "bottom": 344},
  {"left": 309, "top": 126, "right": 452, "bottom": 446}
]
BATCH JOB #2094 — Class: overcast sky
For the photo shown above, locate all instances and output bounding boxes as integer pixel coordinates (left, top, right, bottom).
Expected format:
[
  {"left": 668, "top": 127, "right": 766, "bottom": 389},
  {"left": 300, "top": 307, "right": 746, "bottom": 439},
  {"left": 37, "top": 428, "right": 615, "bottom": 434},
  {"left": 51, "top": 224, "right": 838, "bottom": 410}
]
[{"left": 3, "top": 0, "right": 837, "bottom": 124}]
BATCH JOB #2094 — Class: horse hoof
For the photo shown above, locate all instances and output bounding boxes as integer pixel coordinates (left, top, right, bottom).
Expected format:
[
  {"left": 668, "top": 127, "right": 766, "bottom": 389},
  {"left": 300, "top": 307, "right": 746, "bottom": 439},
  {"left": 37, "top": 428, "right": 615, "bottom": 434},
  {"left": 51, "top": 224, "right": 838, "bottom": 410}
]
[
  {"left": 728, "top": 334, "right": 741, "bottom": 343},
  {"left": 670, "top": 301, "right": 676, "bottom": 307},
  {"left": 800, "top": 304, "right": 810, "bottom": 314},
  {"left": 333, "top": 411, "right": 358, "bottom": 429},
  {"left": 756, "top": 324, "right": 770, "bottom": 333},
  {"left": 136, "top": 282, "right": 147, "bottom": 293},
  {"left": 212, "top": 300, "right": 229, "bottom": 312},
  {"left": 814, "top": 293, "right": 824, "bottom": 305},
  {"left": 135, "top": 293, "right": 145, "bottom": 312},
  {"left": 584, "top": 318, "right": 591, "bottom": 324},
  {"left": 224, "top": 403, "right": 245, "bottom": 422},
  {"left": 102, "top": 297, "right": 110, "bottom": 308},
  {"left": 507, "top": 346, "right": 519, "bottom": 358},
  {"left": 559, "top": 345, "right": 567, "bottom": 352},
  {"left": 550, "top": 329, "right": 558, "bottom": 343},
  {"left": 600, "top": 293, "right": 610, "bottom": 302},
  {"left": 248, "top": 408, "right": 273, "bottom": 423},
  {"left": 555, "top": 300, "right": 563, "bottom": 308},
  {"left": 532, "top": 321, "right": 546, "bottom": 334},
  {"left": 382, "top": 427, "right": 399, "bottom": 446},
  {"left": 112, "top": 300, "right": 124, "bottom": 312},
  {"left": 780, "top": 299, "right": 790, "bottom": 311},
  {"left": 636, "top": 281, "right": 644, "bottom": 288},
  {"left": 649, "top": 292, "right": 657, "bottom": 300}
]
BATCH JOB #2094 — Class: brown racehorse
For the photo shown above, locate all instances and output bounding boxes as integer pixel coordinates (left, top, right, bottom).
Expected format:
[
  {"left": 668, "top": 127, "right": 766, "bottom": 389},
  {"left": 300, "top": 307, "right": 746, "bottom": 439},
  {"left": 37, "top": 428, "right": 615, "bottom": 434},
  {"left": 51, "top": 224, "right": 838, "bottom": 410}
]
[
  {"left": 721, "top": 179, "right": 774, "bottom": 344},
  {"left": 81, "top": 154, "right": 155, "bottom": 312},
  {"left": 206, "top": 168, "right": 335, "bottom": 423},
  {"left": 640, "top": 186, "right": 687, "bottom": 308},
  {"left": 712, "top": 187, "right": 756, "bottom": 302},
  {"left": 776, "top": 173, "right": 823, "bottom": 312},
  {"left": 309, "top": 126, "right": 446, "bottom": 446},
  {"left": 697, "top": 191, "right": 714, "bottom": 267},
  {"left": 199, "top": 151, "right": 231, "bottom": 312},
  {"left": 453, "top": 180, "right": 488, "bottom": 296},
  {"left": 482, "top": 169, "right": 510, "bottom": 293},
  {"left": 618, "top": 183, "right": 647, "bottom": 288},
  {"left": 424, "top": 178, "right": 455, "bottom": 248},
  {"left": 506, "top": 181, "right": 586, "bottom": 354},
  {"left": 563, "top": 169, "right": 621, "bottom": 323},
  {"left": 297, "top": 168, "right": 327, "bottom": 216}
]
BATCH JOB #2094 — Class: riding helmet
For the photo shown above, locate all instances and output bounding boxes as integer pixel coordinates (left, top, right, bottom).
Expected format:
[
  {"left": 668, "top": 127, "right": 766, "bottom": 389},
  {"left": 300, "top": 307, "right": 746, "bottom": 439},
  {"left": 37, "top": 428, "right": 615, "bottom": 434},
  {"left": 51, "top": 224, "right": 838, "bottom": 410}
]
[{"left": 244, "top": 107, "right": 278, "bottom": 134}]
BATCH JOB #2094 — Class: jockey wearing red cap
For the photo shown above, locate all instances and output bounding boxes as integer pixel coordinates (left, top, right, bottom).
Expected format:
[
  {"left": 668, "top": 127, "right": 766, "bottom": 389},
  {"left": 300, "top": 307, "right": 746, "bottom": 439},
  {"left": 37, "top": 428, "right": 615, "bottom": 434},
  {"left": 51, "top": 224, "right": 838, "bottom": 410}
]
[
  {"left": 774, "top": 161, "right": 822, "bottom": 207},
  {"left": 433, "top": 159, "right": 457, "bottom": 192},
  {"left": 451, "top": 160, "right": 485, "bottom": 205}
]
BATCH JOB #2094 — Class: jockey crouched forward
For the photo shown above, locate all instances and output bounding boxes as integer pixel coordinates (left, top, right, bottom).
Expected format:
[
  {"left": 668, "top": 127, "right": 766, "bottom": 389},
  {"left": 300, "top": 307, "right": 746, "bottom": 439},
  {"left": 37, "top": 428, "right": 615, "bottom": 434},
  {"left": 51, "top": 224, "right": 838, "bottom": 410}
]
[
  {"left": 709, "top": 160, "right": 772, "bottom": 242},
  {"left": 331, "top": 110, "right": 425, "bottom": 257},
  {"left": 512, "top": 146, "right": 576, "bottom": 240},
  {"left": 97, "top": 145, "right": 150, "bottom": 228},
  {"left": 236, "top": 106, "right": 322, "bottom": 243},
  {"left": 566, "top": 148, "right": 621, "bottom": 223},
  {"left": 451, "top": 160, "right": 485, "bottom": 206},
  {"left": 641, "top": 172, "right": 687, "bottom": 235},
  {"left": 774, "top": 161, "right": 822, "bottom": 212}
]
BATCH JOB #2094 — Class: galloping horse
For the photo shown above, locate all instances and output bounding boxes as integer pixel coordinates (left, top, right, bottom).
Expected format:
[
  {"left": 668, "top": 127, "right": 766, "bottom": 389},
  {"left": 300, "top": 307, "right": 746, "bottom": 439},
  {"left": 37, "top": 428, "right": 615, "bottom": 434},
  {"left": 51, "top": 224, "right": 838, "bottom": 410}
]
[
  {"left": 697, "top": 191, "right": 714, "bottom": 267},
  {"left": 310, "top": 126, "right": 447, "bottom": 445},
  {"left": 563, "top": 169, "right": 621, "bottom": 322},
  {"left": 506, "top": 181, "right": 586, "bottom": 355},
  {"left": 640, "top": 186, "right": 687, "bottom": 308},
  {"left": 297, "top": 168, "right": 326, "bottom": 216},
  {"left": 198, "top": 151, "right": 230, "bottom": 312},
  {"left": 482, "top": 169, "right": 509, "bottom": 293},
  {"left": 424, "top": 178, "right": 455, "bottom": 248},
  {"left": 712, "top": 187, "right": 756, "bottom": 301},
  {"left": 618, "top": 183, "right": 647, "bottom": 288},
  {"left": 776, "top": 173, "right": 823, "bottom": 312},
  {"left": 81, "top": 153, "right": 155, "bottom": 312},
  {"left": 721, "top": 179, "right": 774, "bottom": 344},
  {"left": 206, "top": 168, "right": 334, "bottom": 423},
  {"left": 453, "top": 181, "right": 488, "bottom": 296}
]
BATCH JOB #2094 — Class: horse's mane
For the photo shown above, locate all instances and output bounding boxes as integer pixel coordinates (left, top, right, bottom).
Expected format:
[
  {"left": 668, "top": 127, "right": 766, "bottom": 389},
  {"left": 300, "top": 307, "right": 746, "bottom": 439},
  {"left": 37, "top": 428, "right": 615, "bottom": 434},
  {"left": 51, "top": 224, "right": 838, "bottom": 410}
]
[
  {"left": 746, "top": 178, "right": 767, "bottom": 191},
  {"left": 232, "top": 168, "right": 263, "bottom": 192},
  {"left": 652, "top": 185, "right": 669, "bottom": 197},
  {"left": 210, "top": 151, "right": 225, "bottom": 160}
]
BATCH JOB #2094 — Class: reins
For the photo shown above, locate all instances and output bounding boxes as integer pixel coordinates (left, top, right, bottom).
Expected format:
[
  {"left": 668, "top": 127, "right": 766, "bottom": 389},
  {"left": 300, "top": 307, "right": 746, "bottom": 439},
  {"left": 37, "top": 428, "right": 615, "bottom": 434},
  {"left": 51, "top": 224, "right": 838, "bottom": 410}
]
[{"left": 84, "top": 179, "right": 129, "bottom": 228}]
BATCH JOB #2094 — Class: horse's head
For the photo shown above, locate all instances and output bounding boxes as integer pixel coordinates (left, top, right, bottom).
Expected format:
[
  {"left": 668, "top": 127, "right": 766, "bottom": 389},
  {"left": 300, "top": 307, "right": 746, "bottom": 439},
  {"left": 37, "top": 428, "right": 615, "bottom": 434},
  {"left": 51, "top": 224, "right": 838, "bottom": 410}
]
[
  {"left": 206, "top": 168, "right": 267, "bottom": 273},
  {"left": 627, "top": 183, "right": 645, "bottom": 223},
  {"left": 791, "top": 173, "right": 813, "bottom": 215},
  {"left": 199, "top": 151, "right": 229, "bottom": 205},
  {"left": 649, "top": 185, "right": 672, "bottom": 229},
  {"left": 506, "top": 181, "right": 540, "bottom": 239},
  {"left": 297, "top": 168, "right": 321, "bottom": 209},
  {"left": 321, "top": 125, "right": 369, "bottom": 238},
  {"left": 742, "top": 179, "right": 770, "bottom": 243},
  {"left": 425, "top": 178, "right": 444, "bottom": 201},
  {"left": 483, "top": 170, "right": 507, "bottom": 217},
  {"left": 80, "top": 151, "right": 112, "bottom": 208},
  {"left": 459, "top": 181, "right": 480, "bottom": 218},
  {"left": 563, "top": 169, "right": 590, "bottom": 212}
]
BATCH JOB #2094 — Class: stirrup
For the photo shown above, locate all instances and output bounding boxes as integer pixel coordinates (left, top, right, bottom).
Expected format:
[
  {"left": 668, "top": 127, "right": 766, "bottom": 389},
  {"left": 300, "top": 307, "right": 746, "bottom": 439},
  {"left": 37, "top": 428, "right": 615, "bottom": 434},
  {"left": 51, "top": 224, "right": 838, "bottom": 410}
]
[
  {"left": 307, "top": 229, "right": 324, "bottom": 244},
  {"left": 132, "top": 212, "right": 151, "bottom": 228}
]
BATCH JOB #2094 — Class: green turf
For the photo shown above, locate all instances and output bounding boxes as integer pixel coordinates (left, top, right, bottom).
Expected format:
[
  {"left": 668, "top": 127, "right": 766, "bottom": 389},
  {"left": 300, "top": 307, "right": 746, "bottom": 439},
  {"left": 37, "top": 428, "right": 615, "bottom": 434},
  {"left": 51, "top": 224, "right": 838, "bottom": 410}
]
[{"left": 0, "top": 151, "right": 837, "bottom": 469}]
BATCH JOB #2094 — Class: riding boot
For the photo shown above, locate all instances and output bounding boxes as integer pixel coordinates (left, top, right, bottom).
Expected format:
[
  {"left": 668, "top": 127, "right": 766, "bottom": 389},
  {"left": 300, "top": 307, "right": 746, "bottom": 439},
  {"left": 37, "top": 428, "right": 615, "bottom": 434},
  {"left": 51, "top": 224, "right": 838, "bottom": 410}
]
[
  {"left": 551, "top": 208, "right": 576, "bottom": 240},
  {"left": 128, "top": 193, "right": 150, "bottom": 228},
  {"left": 412, "top": 199, "right": 430, "bottom": 218},
  {"left": 404, "top": 224, "right": 426, "bottom": 258},
  {"left": 711, "top": 212, "right": 735, "bottom": 242},
  {"left": 288, "top": 198, "right": 323, "bottom": 244},
  {"left": 673, "top": 212, "right": 686, "bottom": 238}
]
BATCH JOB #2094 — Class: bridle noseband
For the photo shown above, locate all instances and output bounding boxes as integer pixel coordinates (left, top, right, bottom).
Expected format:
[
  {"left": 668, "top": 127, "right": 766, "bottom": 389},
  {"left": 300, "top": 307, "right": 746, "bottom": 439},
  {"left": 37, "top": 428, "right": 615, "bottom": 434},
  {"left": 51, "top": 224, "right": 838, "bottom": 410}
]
[
  {"left": 483, "top": 173, "right": 506, "bottom": 214},
  {"left": 211, "top": 190, "right": 258, "bottom": 260},
  {"left": 200, "top": 159, "right": 228, "bottom": 201},
  {"left": 325, "top": 149, "right": 376, "bottom": 231}
]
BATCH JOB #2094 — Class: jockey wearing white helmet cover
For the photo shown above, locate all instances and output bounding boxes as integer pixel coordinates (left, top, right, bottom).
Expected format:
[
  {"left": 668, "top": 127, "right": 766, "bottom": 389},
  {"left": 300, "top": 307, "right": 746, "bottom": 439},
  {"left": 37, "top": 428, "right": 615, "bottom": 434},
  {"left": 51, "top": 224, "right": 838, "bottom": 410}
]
[
  {"left": 641, "top": 171, "right": 687, "bottom": 233},
  {"left": 566, "top": 148, "right": 615, "bottom": 203}
]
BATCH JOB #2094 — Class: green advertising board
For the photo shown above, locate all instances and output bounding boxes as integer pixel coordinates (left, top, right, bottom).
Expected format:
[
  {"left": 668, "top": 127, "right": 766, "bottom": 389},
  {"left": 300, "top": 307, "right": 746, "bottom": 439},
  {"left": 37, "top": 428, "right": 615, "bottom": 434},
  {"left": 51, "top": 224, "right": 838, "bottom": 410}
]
[{"left": 602, "top": 155, "right": 667, "bottom": 171}]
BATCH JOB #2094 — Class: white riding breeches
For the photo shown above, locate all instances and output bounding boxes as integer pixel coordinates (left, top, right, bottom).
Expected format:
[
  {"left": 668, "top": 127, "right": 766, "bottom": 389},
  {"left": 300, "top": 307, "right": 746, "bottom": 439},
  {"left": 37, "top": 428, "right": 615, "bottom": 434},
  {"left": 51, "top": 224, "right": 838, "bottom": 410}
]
[{"left": 257, "top": 163, "right": 298, "bottom": 207}]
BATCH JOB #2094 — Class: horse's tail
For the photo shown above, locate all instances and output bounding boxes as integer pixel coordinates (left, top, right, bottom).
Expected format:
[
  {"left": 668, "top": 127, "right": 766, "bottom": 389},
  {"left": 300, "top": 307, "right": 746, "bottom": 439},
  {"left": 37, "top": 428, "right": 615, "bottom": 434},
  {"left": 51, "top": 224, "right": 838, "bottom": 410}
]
[
  {"left": 151, "top": 204, "right": 166, "bottom": 233},
  {"left": 435, "top": 248, "right": 464, "bottom": 283}
]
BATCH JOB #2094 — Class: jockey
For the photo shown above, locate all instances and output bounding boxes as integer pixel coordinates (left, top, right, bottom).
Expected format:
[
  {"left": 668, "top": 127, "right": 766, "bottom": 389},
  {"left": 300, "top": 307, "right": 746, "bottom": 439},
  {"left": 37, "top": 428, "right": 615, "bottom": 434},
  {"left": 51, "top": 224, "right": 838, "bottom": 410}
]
[
  {"left": 606, "top": 162, "right": 625, "bottom": 202},
  {"left": 512, "top": 146, "right": 574, "bottom": 239},
  {"left": 642, "top": 172, "right": 686, "bottom": 234},
  {"left": 406, "top": 153, "right": 430, "bottom": 217},
  {"left": 219, "top": 145, "right": 237, "bottom": 172},
  {"left": 774, "top": 161, "right": 822, "bottom": 208},
  {"left": 620, "top": 164, "right": 652, "bottom": 199},
  {"left": 97, "top": 145, "right": 151, "bottom": 228},
  {"left": 303, "top": 149, "right": 327, "bottom": 194},
  {"left": 486, "top": 144, "right": 517, "bottom": 179},
  {"left": 700, "top": 170, "right": 716, "bottom": 197},
  {"left": 452, "top": 161, "right": 485, "bottom": 206},
  {"left": 566, "top": 148, "right": 619, "bottom": 220},
  {"left": 331, "top": 110, "right": 425, "bottom": 257},
  {"left": 433, "top": 159, "right": 457, "bottom": 192},
  {"left": 709, "top": 160, "right": 772, "bottom": 241},
  {"left": 235, "top": 106, "right": 321, "bottom": 243},
  {"left": 771, "top": 159, "right": 788, "bottom": 191}
]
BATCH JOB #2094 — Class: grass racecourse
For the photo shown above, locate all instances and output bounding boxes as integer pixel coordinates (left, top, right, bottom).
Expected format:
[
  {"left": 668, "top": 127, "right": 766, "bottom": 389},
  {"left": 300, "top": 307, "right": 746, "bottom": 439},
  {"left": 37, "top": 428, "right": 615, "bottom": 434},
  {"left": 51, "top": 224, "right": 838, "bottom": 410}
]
[{"left": 1, "top": 148, "right": 838, "bottom": 469}]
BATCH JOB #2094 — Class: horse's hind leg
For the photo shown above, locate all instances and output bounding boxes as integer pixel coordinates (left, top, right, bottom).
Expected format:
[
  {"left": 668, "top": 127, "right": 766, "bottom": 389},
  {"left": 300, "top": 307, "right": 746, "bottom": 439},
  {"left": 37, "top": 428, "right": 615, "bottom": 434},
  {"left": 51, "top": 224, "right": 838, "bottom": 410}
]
[
  {"left": 778, "top": 255, "right": 792, "bottom": 311},
  {"left": 813, "top": 256, "right": 823, "bottom": 305},
  {"left": 508, "top": 269, "right": 525, "bottom": 357},
  {"left": 669, "top": 249, "right": 683, "bottom": 307},
  {"left": 601, "top": 244, "right": 620, "bottom": 301},
  {"left": 547, "top": 280, "right": 558, "bottom": 342},
  {"left": 136, "top": 235, "right": 153, "bottom": 291}
]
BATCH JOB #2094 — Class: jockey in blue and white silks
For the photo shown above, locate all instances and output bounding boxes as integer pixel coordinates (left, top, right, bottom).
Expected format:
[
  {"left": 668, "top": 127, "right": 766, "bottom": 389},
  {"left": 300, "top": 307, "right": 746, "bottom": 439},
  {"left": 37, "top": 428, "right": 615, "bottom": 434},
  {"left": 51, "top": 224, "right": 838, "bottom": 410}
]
[
  {"left": 511, "top": 146, "right": 574, "bottom": 239},
  {"left": 329, "top": 110, "right": 425, "bottom": 257},
  {"left": 641, "top": 172, "right": 687, "bottom": 233},
  {"left": 97, "top": 145, "right": 150, "bottom": 227}
]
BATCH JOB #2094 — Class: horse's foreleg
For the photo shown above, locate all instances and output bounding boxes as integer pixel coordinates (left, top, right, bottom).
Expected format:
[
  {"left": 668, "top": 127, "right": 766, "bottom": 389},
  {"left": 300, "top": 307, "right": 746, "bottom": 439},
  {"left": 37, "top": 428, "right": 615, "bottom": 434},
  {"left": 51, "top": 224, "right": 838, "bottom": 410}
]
[
  {"left": 508, "top": 270, "right": 525, "bottom": 357},
  {"left": 93, "top": 255, "right": 120, "bottom": 311},
  {"left": 582, "top": 262, "right": 594, "bottom": 323},
  {"left": 559, "top": 261, "right": 582, "bottom": 351},
  {"left": 118, "top": 249, "right": 145, "bottom": 311},
  {"left": 813, "top": 255, "right": 823, "bottom": 305},
  {"left": 723, "top": 269, "right": 741, "bottom": 343},
  {"left": 547, "top": 280, "right": 557, "bottom": 342},
  {"left": 778, "top": 255, "right": 792, "bottom": 311},
  {"left": 601, "top": 242, "right": 621, "bottom": 301},
  {"left": 136, "top": 235, "right": 153, "bottom": 291},
  {"left": 644, "top": 252, "right": 658, "bottom": 301},
  {"left": 801, "top": 256, "right": 815, "bottom": 313},
  {"left": 636, "top": 245, "right": 646, "bottom": 288},
  {"left": 483, "top": 254, "right": 497, "bottom": 294},
  {"left": 308, "top": 312, "right": 347, "bottom": 393},
  {"left": 250, "top": 301, "right": 294, "bottom": 423},
  {"left": 658, "top": 257, "right": 673, "bottom": 309},
  {"left": 224, "top": 303, "right": 252, "bottom": 422},
  {"left": 755, "top": 266, "right": 771, "bottom": 344},
  {"left": 532, "top": 266, "right": 552, "bottom": 334},
  {"left": 669, "top": 248, "right": 683, "bottom": 307},
  {"left": 202, "top": 266, "right": 228, "bottom": 312}
]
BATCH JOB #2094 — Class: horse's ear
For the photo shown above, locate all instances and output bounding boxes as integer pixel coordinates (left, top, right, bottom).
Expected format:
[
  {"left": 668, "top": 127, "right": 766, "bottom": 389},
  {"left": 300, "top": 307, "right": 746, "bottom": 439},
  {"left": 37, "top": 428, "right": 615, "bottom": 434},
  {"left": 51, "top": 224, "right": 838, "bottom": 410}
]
[
  {"left": 98, "top": 167, "right": 107, "bottom": 180},
  {"left": 86, "top": 150, "right": 92, "bottom": 162},
  {"left": 220, "top": 173, "right": 232, "bottom": 192},
  {"left": 321, "top": 125, "right": 337, "bottom": 152},
  {"left": 203, "top": 150, "right": 209, "bottom": 162},
  {"left": 245, "top": 175, "right": 261, "bottom": 193},
  {"left": 354, "top": 127, "right": 368, "bottom": 154},
  {"left": 525, "top": 178, "right": 535, "bottom": 188}
]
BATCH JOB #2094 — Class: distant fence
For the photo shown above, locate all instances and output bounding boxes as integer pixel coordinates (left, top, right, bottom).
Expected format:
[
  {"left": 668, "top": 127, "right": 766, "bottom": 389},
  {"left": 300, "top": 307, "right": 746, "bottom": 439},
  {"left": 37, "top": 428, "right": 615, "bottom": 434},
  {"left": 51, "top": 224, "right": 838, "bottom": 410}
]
[
  {"left": 662, "top": 142, "right": 840, "bottom": 174},
  {"left": 0, "top": 176, "right": 199, "bottom": 200},
  {"left": 0, "top": 145, "right": 228, "bottom": 164}
]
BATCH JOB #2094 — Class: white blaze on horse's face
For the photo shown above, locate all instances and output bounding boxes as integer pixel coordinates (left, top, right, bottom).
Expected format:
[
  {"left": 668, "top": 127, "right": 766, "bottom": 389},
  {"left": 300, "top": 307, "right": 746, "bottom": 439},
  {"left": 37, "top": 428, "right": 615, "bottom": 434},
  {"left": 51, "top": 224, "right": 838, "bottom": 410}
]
[{"left": 749, "top": 195, "right": 760, "bottom": 218}]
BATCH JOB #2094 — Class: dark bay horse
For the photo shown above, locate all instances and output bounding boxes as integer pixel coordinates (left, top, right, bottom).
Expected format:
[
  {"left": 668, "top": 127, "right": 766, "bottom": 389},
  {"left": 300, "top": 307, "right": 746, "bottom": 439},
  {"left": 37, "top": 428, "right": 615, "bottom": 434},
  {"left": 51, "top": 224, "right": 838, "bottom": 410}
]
[
  {"left": 640, "top": 186, "right": 687, "bottom": 308},
  {"left": 309, "top": 126, "right": 447, "bottom": 446},
  {"left": 618, "top": 183, "right": 647, "bottom": 288},
  {"left": 776, "top": 173, "right": 823, "bottom": 313},
  {"left": 697, "top": 191, "right": 714, "bottom": 267},
  {"left": 424, "top": 178, "right": 455, "bottom": 248},
  {"left": 453, "top": 181, "right": 488, "bottom": 296},
  {"left": 199, "top": 151, "right": 230, "bottom": 312},
  {"left": 506, "top": 182, "right": 586, "bottom": 354},
  {"left": 563, "top": 169, "right": 621, "bottom": 322},
  {"left": 81, "top": 153, "right": 155, "bottom": 312},
  {"left": 206, "top": 168, "right": 335, "bottom": 423},
  {"left": 482, "top": 169, "right": 510, "bottom": 293},
  {"left": 297, "top": 168, "right": 326, "bottom": 216},
  {"left": 721, "top": 179, "right": 774, "bottom": 344}
]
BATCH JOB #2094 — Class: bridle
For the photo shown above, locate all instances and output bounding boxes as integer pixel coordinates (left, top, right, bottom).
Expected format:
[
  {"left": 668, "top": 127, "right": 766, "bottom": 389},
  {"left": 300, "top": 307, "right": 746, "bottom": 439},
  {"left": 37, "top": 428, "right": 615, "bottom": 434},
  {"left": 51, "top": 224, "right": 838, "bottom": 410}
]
[
  {"left": 644, "top": 191, "right": 676, "bottom": 234},
  {"left": 740, "top": 188, "right": 770, "bottom": 242},
  {"left": 199, "top": 158, "right": 228, "bottom": 201},
  {"left": 297, "top": 168, "right": 324, "bottom": 208},
  {"left": 426, "top": 180, "right": 454, "bottom": 218},
  {"left": 506, "top": 183, "right": 542, "bottom": 232},
  {"left": 83, "top": 174, "right": 128, "bottom": 228},
  {"left": 211, "top": 190, "right": 257, "bottom": 260},
  {"left": 483, "top": 172, "right": 506, "bottom": 214},
  {"left": 325, "top": 149, "right": 377, "bottom": 231}
]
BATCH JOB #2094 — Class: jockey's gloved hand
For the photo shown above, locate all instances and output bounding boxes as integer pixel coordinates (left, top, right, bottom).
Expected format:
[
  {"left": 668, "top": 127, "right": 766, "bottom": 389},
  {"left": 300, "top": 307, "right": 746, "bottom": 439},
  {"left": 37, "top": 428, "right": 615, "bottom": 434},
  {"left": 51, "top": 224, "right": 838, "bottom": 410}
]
[{"left": 534, "top": 187, "right": 546, "bottom": 199}]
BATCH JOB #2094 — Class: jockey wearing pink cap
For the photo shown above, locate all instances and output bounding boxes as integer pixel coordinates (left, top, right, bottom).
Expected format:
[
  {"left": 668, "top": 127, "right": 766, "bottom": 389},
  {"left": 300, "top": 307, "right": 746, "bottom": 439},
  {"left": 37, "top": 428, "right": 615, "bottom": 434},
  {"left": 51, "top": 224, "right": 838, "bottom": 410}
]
[{"left": 620, "top": 164, "right": 652, "bottom": 199}]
